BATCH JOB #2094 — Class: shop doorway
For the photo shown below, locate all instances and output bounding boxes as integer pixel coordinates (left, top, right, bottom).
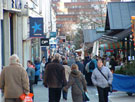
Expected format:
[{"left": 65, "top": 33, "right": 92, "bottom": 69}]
[{"left": 10, "top": 13, "right": 14, "bottom": 55}]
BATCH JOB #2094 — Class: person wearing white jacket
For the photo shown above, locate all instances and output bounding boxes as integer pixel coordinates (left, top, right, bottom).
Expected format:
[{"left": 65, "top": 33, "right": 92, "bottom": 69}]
[
  {"left": 91, "top": 59, "right": 113, "bottom": 102},
  {"left": 40, "top": 57, "right": 46, "bottom": 80}
]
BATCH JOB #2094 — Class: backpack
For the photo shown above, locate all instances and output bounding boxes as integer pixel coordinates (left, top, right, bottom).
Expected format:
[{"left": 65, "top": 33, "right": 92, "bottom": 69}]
[
  {"left": 89, "top": 60, "right": 95, "bottom": 70},
  {"left": 85, "top": 60, "right": 95, "bottom": 73}
]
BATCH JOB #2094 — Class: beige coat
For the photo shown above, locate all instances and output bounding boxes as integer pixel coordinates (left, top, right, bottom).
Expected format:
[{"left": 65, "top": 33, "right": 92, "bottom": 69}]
[
  {"left": 0, "top": 63, "right": 29, "bottom": 98},
  {"left": 63, "top": 65, "right": 71, "bottom": 81}
]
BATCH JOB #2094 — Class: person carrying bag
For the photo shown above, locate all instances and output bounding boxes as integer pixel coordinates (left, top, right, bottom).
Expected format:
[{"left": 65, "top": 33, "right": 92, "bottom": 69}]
[
  {"left": 63, "top": 64, "right": 88, "bottom": 102},
  {"left": 91, "top": 59, "right": 113, "bottom": 102},
  {"left": 75, "top": 79, "right": 90, "bottom": 101},
  {"left": 97, "top": 68, "right": 113, "bottom": 92}
]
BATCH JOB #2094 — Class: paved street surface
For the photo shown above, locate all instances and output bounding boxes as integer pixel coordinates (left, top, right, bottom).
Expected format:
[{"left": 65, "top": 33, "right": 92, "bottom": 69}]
[{"left": 34, "top": 81, "right": 135, "bottom": 102}]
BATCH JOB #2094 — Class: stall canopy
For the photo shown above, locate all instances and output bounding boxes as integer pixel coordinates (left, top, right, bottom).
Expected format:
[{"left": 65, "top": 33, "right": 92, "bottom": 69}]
[
  {"left": 105, "top": 2, "right": 135, "bottom": 41},
  {"left": 100, "top": 42, "right": 123, "bottom": 50},
  {"left": 105, "top": 2, "right": 135, "bottom": 30},
  {"left": 83, "top": 29, "right": 103, "bottom": 43}
]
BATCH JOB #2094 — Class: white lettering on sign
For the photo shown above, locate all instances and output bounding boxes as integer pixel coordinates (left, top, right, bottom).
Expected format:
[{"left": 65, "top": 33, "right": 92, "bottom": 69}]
[{"left": 42, "top": 40, "right": 48, "bottom": 44}]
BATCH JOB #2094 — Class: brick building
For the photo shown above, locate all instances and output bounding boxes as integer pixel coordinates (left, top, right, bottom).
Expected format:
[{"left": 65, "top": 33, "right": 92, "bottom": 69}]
[{"left": 52, "top": 0, "right": 121, "bottom": 35}]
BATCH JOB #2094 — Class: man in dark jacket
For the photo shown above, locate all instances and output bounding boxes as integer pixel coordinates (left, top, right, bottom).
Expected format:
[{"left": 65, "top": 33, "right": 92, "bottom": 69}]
[
  {"left": 43, "top": 56, "right": 67, "bottom": 102},
  {"left": 75, "top": 57, "right": 84, "bottom": 74}
]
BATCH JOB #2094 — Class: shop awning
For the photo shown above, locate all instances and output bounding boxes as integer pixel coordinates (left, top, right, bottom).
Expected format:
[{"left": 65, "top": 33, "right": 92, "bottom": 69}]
[
  {"left": 105, "top": 2, "right": 135, "bottom": 30},
  {"left": 113, "top": 27, "right": 132, "bottom": 40},
  {"left": 100, "top": 42, "right": 123, "bottom": 50}
]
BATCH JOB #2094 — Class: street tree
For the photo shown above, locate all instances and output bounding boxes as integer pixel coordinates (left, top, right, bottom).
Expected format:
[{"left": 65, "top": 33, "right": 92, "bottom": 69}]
[{"left": 73, "top": 1, "right": 106, "bottom": 49}]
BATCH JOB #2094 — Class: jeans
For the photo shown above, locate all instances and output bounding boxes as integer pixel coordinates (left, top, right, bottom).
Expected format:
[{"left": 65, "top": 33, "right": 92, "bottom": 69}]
[
  {"left": 49, "top": 88, "right": 62, "bottom": 102},
  {"left": 97, "top": 86, "right": 109, "bottom": 102},
  {"left": 62, "top": 90, "right": 68, "bottom": 100}
]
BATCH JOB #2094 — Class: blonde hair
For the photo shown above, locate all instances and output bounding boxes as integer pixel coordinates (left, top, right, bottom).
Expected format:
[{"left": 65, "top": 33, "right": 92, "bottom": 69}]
[
  {"left": 71, "top": 64, "right": 78, "bottom": 70},
  {"left": 9, "top": 54, "right": 20, "bottom": 64}
]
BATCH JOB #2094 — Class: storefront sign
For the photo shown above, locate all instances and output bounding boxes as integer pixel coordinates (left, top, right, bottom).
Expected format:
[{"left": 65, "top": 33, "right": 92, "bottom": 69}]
[
  {"left": 12, "top": 0, "right": 21, "bottom": 9},
  {"left": 40, "top": 38, "right": 49, "bottom": 46},
  {"left": 29, "top": 17, "right": 44, "bottom": 38},
  {"left": 50, "top": 32, "right": 57, "bottom": 38},
  {"left": 50, "top": 44, "right": 56, "bottom": 48}
]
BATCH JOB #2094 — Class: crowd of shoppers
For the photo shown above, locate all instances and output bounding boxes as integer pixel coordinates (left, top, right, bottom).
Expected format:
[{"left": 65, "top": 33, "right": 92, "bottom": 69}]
[{"left": 0, "top": 53, "right": 116, "bottom": 102}]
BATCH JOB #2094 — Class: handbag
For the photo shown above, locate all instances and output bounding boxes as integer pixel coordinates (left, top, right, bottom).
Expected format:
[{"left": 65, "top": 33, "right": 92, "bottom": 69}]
[
  {"left": 75, "top": 79, "right": 90, "bottom": 101},
  {"left": 82, "top": 91, "right": 90, "bottom": 101},
  {"left": 97, "top": 68, "right": 113, "bottom": 92}
]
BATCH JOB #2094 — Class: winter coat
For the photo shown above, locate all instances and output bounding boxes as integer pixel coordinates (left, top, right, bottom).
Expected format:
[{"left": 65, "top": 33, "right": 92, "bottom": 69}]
[
  {"left": 76, "top": 61, "right": 84, "bottom": 74},
  {"left": 0, "top": 63, "right": 29, "bottom": 98},
  {"left": 35, "top": 62, "right": 40, "bottom": 76},
  {"left": 68, "top": 58, "right": 75, "bottom": 67},
  {"left": 26, "top": 67, "right": 35, "bottom": 81},
  {"left": 91, "top": 66, "right": 113, "bottom": 88},
  {"left": 63, "top": 65, "right": 71, "bottom": 81},
  {"left": 44, "top": 62, "right": 67, "bottom": 88},
  {"left": 64, "top": 69, "right": 87, "bottom": 102}
]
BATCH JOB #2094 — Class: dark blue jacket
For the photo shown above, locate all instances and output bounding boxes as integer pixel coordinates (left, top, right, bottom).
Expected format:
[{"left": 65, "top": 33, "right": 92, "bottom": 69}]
[{"left": 76, "top": 61, "right": 84, "bottom": 74}]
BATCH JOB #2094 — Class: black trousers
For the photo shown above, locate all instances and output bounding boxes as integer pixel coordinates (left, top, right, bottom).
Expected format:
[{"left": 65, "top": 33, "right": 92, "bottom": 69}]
[
  {"left": 30, "top": 80, "right": 34, "bottom": 93},
  {"left": 35, "top": 75, "right": 39, "bottom": 84},
  {"left": 97, "top": 86, "right": 109, "bottom": 102},
  {"left": 49, "top": 88, "right": 62, "bottom": 102},
  {"left": 85, "top": 72, "right": 93, "bottom": 86}
]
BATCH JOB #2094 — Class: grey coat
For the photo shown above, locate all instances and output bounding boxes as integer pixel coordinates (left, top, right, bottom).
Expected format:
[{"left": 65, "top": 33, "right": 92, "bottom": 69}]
[
  {"left": 64, "top": 69, "right": 87, "bottom": 102},
  {"left": 91, "top": 66, "right": 113, "bottom": 88},
  {"left": 26, "top": 67, "right": 35, "bottom": 81}
]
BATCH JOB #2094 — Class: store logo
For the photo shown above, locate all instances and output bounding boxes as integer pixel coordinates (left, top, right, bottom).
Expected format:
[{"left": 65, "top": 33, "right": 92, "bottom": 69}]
[{"left": 32, "top": 22, "right": 41, "bottom": 33}]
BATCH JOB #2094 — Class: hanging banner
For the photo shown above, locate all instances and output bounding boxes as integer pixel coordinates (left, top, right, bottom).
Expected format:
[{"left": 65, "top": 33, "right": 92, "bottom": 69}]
[{"left": 29, "top": 17, "right": 44, "bottom": 38}]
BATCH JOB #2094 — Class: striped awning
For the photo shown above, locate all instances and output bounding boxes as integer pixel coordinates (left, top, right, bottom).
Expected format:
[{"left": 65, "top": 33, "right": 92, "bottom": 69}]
[{"left": 100, "top": 42, "right": 123, "bottom": 50}]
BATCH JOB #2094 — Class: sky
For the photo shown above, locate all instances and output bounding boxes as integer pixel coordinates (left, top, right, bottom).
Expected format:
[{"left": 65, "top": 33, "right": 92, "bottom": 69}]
[{"left": 62, "top": 0, "right": 71, "bottom": 2}]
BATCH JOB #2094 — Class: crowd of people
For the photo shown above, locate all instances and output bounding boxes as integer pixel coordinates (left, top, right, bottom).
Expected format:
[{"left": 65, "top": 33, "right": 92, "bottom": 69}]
[{"left": 0, "top": 53, "right": 118, "bottom": 102}]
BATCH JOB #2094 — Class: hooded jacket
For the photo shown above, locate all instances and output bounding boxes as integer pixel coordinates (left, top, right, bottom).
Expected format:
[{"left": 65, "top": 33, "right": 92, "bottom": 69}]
[{"left": 64, "top": 69, "right": 87, "bottom": 102}]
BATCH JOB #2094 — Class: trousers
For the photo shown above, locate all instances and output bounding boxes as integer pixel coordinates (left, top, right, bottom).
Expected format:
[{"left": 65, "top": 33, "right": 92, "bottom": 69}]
[
  {"left": 49, "top": 88, "right": 62, "bottom": 102},
  {"left": 97, "top": 86, "right": 109, "bottom": 102},
  {"left": 5, "top": 98, "right": 22, "bottom": 102}
]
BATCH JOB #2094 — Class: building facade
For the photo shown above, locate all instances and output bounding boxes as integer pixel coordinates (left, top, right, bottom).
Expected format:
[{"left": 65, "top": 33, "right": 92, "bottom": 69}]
[{"left": 52, "top": 0, "right": 107, "bottom": 36}]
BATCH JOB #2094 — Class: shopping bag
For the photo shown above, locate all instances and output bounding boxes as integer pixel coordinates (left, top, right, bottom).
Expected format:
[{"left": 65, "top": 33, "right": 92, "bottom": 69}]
[
  {"left": 20, "top": 93, "right": 34, "bottom": 102},
  {"left": 83, "top": 92, "right": 90, "bottom": 101},
  {"left": 24, "top": 96, "right": 33, "bottom": 102},
  {"left": 109, "top": 84, "right": 113, "bottom": 93}
]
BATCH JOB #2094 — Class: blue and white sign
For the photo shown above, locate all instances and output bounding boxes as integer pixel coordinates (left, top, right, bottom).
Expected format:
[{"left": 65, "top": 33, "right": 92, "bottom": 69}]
[
  {"left": 12, "top": 0, "right": 21, "bottom": 9},
  {"left": 50, "top": 44, "right": 56, "bottom": 49},
  {"left": 50, "top": 32, "right": 57, "bottom": 38},
  {"left": 29, "top": 17, "right": 44, "bottom": 38},
  {"left": 49, "top": 38, "right": 58, "bottom": 44}
]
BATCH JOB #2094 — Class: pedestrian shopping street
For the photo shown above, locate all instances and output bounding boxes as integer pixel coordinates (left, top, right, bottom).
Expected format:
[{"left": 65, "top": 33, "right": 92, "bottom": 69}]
[
  {"left": 34, "top": 81, "right": 135, "bottom": 102},
  {"left": 1, "top": 0, "right": 135, "bottom": 102}
]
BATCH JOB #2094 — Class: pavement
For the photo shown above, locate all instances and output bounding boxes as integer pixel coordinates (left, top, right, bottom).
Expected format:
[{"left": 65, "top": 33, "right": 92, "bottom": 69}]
[{"left": 34, "top": 81, "right": 135, "bottom": 102}]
